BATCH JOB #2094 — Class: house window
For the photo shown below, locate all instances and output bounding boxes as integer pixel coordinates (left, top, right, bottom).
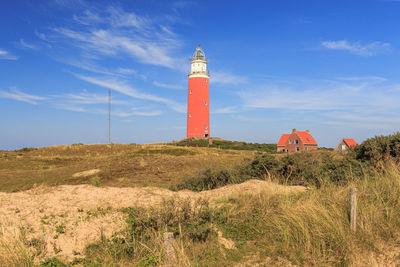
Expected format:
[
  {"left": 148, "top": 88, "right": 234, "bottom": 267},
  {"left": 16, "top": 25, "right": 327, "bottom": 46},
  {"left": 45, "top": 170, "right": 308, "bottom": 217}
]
[
  {"left": 342, "top": 145, "right": 346, "bottom": 150},
  {"left": 296, "top": 147, "right": 300, "bottom": 151},
  {"left": 189, "top": 114, "right": 192, "bottom": 118},
  {"left": 289, "top": 139, "right": 292, "bottom": 144},
  {"left": 190, "top": 90, "right": 192, "bottom": 94},
  {"left": 305, "top": 147, "right": 308, "bottom": 151},
  {"left": 286, "top": 149, "right": 288, "bottom": 152},
  {"left": 295, "top": 139, "right": 299, "bottom": 144}
]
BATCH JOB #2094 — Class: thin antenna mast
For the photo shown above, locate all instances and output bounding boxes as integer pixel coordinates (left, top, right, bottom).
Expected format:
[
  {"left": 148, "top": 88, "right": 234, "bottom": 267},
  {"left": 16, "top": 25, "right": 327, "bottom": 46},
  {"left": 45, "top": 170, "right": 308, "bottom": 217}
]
[{"left": 108, "top": 89, "right": 111, "bottom": 144}]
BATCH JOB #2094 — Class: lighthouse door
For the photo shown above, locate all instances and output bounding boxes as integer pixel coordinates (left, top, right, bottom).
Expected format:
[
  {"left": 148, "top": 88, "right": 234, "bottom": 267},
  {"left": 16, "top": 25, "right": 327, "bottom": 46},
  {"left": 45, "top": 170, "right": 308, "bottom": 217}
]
[{"left": 205, "top": 134, "right": 209, "bottom": 137}]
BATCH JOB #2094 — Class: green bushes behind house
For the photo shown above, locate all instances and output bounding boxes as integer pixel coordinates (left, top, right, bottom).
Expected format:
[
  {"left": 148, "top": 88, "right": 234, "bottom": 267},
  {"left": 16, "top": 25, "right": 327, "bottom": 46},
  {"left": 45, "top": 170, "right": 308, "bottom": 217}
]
[{"left": 173, "top": 138, "right": 277, "bottom": 153}]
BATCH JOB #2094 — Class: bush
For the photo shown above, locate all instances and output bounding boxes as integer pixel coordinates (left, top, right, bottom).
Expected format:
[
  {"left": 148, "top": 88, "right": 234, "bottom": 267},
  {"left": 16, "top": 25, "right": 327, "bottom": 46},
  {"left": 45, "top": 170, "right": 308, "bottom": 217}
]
[
  {"left": 172, "top": 169, "right": 236, "bottom": 192},
  {"left": 173, "top": 151, "right": 373, "bottom": 191},
  {"left": 15, "top": 147, "right": 37, "bottom": 152},
  {"left": 173, "top": 138, "right": 277, "bottom": 153},
  {"left": 356, "top": 132, "right": 400, "bottom": 166},
  {"left": 90, "top": 176, "right": 101, "bottom": 187}
]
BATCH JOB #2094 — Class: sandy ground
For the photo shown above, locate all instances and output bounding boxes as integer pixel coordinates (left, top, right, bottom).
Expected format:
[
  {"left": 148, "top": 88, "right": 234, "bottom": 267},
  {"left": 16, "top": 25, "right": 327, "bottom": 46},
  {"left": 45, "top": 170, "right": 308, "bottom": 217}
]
[{"left": 0, "top": 180, "right": 306, "bottom": 262}]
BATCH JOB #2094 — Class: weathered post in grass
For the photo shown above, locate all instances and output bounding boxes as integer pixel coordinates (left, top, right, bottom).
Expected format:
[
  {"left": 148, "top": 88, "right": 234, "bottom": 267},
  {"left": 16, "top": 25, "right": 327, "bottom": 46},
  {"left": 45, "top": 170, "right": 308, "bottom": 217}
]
[
  {"left": 350, "top": 188, "right": 357, "bottom": 232},
  {"left": 163, "top": 232, "right": 176, "bottom": 266}
]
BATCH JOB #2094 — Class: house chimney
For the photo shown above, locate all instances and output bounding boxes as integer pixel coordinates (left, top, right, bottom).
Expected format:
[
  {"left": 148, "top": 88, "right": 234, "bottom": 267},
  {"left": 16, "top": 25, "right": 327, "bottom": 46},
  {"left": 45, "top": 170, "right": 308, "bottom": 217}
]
[
  {"left": 292, "top": 128, "right": 296, "bottom": 133},
  {"left": 306, "top": 129, "right": 310, "bottom": 133}
]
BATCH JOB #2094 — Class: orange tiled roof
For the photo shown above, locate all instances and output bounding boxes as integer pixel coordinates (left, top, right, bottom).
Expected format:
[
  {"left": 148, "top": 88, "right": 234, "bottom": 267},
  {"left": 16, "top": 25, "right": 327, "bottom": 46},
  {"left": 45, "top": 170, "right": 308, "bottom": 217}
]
[
  {"left": 277, "top": 134, "right": 290, "bottom": 146},
  {"left": 343, "top": 138, "right": 357, "bottom": 148},
  {"left": 295, "top": 131, "right": 318, "bottom": 145}
]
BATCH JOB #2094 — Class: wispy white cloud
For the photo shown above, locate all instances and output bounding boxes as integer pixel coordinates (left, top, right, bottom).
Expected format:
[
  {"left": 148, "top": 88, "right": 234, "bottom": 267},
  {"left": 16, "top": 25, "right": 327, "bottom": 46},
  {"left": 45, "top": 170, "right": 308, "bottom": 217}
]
[
  {"left": 112, "top": 109, "right": 162, "bottom": 117},
  {"left": 336, "top": 76, "right": 387, "bottom": 82},
  {"left": 54, "top": 27, "right": 182, "bottom": 69},
  {"left": 212, "top": 71, "right": 247, "bottom": 85},
  {"left": 153, "top": 81, "right": 184, "bottom": 90},
  {"left": 52, "top": 90, "right": 163, "bottom": 117},
  {"left": 52, "top": 6, "right": 185, "bottom": 70},
  {"left": 54, "top": 91, "right": 127, "bottom": 105},
  {"left": 238, "top": 77, "right": 400, "bottom": 129},
  {"left": 323, "top": 112, "right": 400, "bottom": 130},
  {"left": 239, "top": 79, "right": 398, "bottom": 111},
  {"left": 54, "top": 104, "right": 88, "bottom": 112},
  {"left": 51, "top": 0, "right": 86, "bottom": 8},
  {"left": 61, "top": 59, "right": 146, "bottom": 79},
  {"left": 74, "top": 74, "right": 186, "bottom": 112},
  {"left": 19, "top": 39, "right": 38, "bottom": 50},
  {"left": 0, "top": 49, "right": 18, "bottom": 60},
  {"left": 321, "top": 40, "right": 391, "bottom": 56},
  {"left": 34, "top": 29, "right": 49, "bottom": 41},
  {"left": 0, "top": 88, "right": 47, "bottom": 104},
  {"left": 212, "top": 106, "right": 239, "bottom": 114}
]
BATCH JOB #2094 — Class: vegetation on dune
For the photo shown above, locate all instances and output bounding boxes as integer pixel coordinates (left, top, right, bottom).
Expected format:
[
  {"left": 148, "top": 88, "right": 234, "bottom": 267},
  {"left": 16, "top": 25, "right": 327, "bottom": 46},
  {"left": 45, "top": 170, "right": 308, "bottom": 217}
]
[
  {"left": 173, "top": 138, "right": 277, "bottom": 153},
  {"left": 172, "top": 150, "right": 372, "bottom": 192},
  {"left": 2, "top": 133, "right": 400, "bottom": 266},
  {"left": 172, "top": 133, "right": 400, "bottom": 193},
  {"left": 13, "top": 165, "right": 399, "bottom": 266}
]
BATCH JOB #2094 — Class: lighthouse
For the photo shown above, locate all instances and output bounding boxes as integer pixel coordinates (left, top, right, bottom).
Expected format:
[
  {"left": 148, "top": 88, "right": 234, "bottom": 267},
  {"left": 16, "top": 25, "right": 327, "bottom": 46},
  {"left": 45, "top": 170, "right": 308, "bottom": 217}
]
[{"left": 187, "top": 45, "right": 210, "bottom": 138}]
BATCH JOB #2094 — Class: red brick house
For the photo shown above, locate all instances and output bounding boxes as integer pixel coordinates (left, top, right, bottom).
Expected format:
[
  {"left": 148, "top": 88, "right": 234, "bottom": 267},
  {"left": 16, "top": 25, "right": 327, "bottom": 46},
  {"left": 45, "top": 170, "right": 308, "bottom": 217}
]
[
  {"left": 277, "top": 129, "right": 318, "bottom": 152},
  {"left": 335, "top": 138, "right": 357, "bottom": 152}
]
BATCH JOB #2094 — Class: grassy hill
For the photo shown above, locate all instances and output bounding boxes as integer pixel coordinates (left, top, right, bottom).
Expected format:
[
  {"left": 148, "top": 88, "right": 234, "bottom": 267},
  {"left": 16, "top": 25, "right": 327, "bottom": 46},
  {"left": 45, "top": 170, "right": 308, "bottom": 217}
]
[
  {"left": 1, "top": 134, "right": 400, "bottom": 266},
  {"left": 0, "top": 143, "right": 255, "bottom": 192}
]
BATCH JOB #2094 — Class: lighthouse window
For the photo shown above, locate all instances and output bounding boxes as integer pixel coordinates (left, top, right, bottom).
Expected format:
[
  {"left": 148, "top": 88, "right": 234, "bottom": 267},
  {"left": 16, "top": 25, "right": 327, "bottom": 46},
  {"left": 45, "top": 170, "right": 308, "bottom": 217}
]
[
  {"left": 189, "top": 113, "right": 192, "bottom": 118},
  {"left": 205, "top": 79, "right": 207, "bottom": 82},
  {"left": 205, "top": 125, "right": 208, "bottom": 129},
  {"left": 205, "top": 101, "right": 208, "bottom": 105},
  {"left": 189, "top": 90, "right": 192, "bottom": 94}
]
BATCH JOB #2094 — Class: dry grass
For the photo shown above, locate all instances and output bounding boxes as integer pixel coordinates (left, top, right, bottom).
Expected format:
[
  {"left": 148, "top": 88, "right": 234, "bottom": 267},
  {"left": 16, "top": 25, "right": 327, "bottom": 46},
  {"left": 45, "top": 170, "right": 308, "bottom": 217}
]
[{"left": 0, "top": 144, "right": 254, "bottom": 192}]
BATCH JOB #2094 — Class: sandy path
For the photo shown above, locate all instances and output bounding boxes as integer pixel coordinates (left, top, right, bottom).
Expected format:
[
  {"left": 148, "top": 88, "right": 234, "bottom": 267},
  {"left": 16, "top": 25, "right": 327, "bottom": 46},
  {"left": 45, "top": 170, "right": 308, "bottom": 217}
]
[{"left": 0, "top": 180, "right": 305, "bottom": 262}]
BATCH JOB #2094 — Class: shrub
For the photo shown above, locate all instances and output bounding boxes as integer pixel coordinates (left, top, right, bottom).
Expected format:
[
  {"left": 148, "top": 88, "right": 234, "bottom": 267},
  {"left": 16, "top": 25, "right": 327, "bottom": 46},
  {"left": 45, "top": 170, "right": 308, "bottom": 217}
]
[
  {"left": 15, "top": 147, "right": 37, "bottom": 152},
  {"left": 90, "top": 176, "right": 101, "bottom": 187},
  {"left": 356, "top": 132, "right": 400, "bottom": 166},
  {"left": 172, "top": 169, "right": 235, "bottom": 192},
  {"left": 173, "top": 138, "right": 277, "bottom": 152},
  {"left": 39, "top": 257, "right": 67, "bottom": 266}
]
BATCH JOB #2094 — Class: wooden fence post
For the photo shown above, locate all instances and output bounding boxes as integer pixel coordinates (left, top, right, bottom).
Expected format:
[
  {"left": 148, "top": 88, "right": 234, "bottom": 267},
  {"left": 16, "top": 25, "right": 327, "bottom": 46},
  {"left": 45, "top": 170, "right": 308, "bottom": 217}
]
[
  {"left": 163, "top": 232, "right": 176, "bottom": 266},
  {"left": 350, "top": 188, "right": 357, "bottom": 232}
]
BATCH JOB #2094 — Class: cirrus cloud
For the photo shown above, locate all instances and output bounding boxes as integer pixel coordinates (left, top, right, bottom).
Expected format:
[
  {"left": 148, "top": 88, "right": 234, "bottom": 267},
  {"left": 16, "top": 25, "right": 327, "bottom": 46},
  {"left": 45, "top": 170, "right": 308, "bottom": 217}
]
[{"left": 321, "top": 40, "right": 391, "bottom": 56}]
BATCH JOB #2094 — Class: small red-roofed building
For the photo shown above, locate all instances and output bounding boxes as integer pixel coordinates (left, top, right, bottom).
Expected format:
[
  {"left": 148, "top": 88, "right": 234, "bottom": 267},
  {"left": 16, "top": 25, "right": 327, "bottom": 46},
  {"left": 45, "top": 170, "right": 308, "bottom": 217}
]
[
  {"left": 277, "top": 134, "right": 290, "bottom": 152},
  {"left": 277, "top": 129, "right": 318, "bottom": 152},
  {"left": 335, "top": 138, "right": 357, "bottom": 152}
]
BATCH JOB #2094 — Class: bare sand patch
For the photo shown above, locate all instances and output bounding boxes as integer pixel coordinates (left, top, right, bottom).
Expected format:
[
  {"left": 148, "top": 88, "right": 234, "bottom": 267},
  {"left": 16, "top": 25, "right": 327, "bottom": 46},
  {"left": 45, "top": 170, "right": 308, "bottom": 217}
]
[{"left": 72, "top": 169, "right": 101, "bottom": 178}]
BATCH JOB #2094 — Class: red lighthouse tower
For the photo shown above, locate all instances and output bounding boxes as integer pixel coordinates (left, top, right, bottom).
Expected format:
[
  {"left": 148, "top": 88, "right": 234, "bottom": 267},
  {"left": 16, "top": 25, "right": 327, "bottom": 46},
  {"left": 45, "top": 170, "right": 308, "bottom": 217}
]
[{"left": 187, "top": 45, "right": 210, "bottom": 138}]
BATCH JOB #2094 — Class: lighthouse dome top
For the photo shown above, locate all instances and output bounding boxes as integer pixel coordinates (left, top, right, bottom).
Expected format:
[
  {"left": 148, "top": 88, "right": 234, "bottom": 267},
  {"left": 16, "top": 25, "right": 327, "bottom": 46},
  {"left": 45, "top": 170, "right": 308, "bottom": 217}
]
[{"left": 192, "top": 45, "right": 206, "bottom": 60}]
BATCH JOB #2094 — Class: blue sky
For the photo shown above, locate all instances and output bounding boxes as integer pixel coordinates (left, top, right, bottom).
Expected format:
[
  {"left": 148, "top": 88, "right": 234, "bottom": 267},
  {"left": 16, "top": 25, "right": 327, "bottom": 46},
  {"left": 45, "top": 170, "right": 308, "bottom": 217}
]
[{"left": 1, "top": 0, "right": 400, "bottom": 150}]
